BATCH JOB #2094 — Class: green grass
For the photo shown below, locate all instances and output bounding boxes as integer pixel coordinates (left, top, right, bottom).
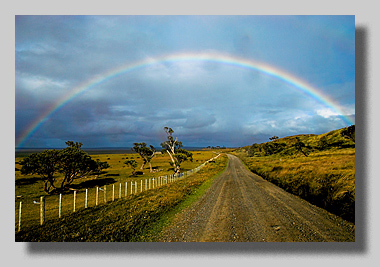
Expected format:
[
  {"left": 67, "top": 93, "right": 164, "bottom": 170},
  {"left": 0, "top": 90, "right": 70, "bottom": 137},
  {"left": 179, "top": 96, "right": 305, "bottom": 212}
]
[{"left": 15, "top": 153, "right": 228, "bottom": 241}]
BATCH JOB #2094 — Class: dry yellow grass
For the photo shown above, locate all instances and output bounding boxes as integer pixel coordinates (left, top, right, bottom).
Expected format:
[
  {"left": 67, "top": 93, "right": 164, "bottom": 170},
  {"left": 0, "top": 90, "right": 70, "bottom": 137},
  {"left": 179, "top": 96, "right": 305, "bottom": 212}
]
[{"left": 233, "top": 148, "right": 355, "bottom": 222}]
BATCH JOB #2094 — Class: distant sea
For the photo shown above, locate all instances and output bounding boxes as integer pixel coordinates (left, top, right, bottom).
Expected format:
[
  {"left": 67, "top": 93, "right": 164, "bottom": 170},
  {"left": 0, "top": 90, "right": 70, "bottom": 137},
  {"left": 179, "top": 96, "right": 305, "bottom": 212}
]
[{"left": 15, "top": 147, "right": 207, "bottom": 157}]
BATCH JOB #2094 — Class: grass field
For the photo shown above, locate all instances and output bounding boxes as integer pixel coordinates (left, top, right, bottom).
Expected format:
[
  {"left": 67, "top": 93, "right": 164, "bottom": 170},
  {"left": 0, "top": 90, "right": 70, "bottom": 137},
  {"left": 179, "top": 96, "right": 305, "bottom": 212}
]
[
  {"left": 15, "top": 152, "right": 228, "bottom": 241},
  {"left": 15, "top": 149, "right": 224, "bottom": 232}
]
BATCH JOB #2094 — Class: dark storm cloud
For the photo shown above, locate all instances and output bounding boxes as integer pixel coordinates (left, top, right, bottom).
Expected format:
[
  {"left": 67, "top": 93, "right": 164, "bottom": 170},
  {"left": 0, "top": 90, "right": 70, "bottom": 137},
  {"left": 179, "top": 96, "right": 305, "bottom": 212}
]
[{"left": 15, "top": 15, "right": 355, "bottom": 148}]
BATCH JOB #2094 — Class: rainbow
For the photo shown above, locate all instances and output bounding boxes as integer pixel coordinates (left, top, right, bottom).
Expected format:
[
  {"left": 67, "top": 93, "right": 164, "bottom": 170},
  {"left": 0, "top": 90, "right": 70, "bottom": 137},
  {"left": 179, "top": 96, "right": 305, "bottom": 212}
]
[{"left": 16, "top": 51, "right": 354, "bottom": 148}]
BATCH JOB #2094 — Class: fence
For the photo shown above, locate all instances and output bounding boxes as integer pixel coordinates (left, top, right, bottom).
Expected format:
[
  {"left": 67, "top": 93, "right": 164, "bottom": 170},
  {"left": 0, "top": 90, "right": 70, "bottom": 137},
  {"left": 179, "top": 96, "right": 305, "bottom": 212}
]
[{"left": 16, "top": 153, "right": 221, "bottom": 231}]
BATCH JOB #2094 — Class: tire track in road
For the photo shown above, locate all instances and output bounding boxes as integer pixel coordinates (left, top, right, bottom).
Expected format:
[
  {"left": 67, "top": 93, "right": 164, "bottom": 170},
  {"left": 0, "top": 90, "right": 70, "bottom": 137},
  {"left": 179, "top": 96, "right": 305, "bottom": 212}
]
[{"left": 158, "top": 154, "right": 355, "bottom": 242}]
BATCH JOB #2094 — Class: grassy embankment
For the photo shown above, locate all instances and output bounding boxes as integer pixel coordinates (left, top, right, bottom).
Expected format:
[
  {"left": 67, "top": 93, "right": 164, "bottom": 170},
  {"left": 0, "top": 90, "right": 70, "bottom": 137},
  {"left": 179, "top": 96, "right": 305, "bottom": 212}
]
[
  {"left": 232, "top": 126, "right": 355, "bottom": 223},
  {"left": 15, "top": 151, "right": 228, "bottom": 241}
]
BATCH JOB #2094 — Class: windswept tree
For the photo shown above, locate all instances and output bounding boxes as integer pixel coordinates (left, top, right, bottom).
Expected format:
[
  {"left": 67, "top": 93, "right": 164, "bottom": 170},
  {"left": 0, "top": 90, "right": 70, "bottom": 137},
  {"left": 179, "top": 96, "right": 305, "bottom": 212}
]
[
  {"left": 58, "top": 141, "right": 107, "bottom": 189},
  {"left": 124, "top": 159, "right": 138, "bottom": 176},
  {"left": 20, "top": 141, "right": 109, "bottom": 193},
  {"left": 161, "top": 127, "right": 193, "bottom": 174},
  {"left": 131, "top": 142, "right": 156, "bottom": 172},
  {"left": 20, "top": 149, "right": 61, "bottom": 194}
]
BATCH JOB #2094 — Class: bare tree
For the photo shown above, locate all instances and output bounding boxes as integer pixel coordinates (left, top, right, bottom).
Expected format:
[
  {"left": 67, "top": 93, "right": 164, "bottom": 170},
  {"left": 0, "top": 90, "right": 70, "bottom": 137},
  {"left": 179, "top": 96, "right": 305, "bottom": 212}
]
[
  {"left": 161, "top": 127, "right": 193, "bottom": 174},
  {"left": 131, "top": 142, "right": 156, "bottom": 172}
]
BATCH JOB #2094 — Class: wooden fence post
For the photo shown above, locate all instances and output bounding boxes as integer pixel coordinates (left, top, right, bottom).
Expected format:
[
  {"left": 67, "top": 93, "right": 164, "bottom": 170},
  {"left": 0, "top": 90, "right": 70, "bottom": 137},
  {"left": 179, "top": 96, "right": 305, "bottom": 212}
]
[
  {"left": 135, "top": 181, "right": 137, "bottom": 194},
  {"left": 104, "top": 185, "right": 107, "bottom": 203},
  {"left": 112, "top": 184, "right": 115, "bottom": 201},
  {"left": 40, "top": 196, "right": 45, "bottom": 225},
  {"left": 149, "top": 178, "right": 151, "bottom": 189},
  {"left": 131, "top": 181, "right": 133, "bottom": 194},
  {"left": 141, "top": 180, "right": 143, "bottom": 192},
  {"left": 85, "top": 189, "right": 88, "bottom": 208},
  {"left": 145, "top": 179, "right": 147, "bottom": 191},
  {"left": 18, "top": 201, "right": 22, "bottom": 232},
  {"left": 59, "top": 193, "right": 62, "bottom": 218},
  {"left": 96, "top": 187, "right": 99, "bottom": 206},
  {"left": 119, "top": 183, "right": 122, "bottom": 199},
  {"left": 125, "top": 182, "right": 128, "bottom": 197},
  {"left": 73, "top": 190, "right": 77, "bottom": 212}
]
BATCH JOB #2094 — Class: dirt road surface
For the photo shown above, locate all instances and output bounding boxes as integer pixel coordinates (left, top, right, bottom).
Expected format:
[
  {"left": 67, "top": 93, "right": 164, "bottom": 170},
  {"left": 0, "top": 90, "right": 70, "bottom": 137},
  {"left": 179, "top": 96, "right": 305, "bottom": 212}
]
[{"left": 158, "top": 154, "right": 355, "bottom": 242}]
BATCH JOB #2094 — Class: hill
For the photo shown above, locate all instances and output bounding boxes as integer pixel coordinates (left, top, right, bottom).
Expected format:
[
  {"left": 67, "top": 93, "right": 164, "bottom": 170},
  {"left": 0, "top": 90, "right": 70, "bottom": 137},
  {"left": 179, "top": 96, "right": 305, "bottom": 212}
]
[{"left": 244, "top": 125, "right": 355, "bottom": 157}]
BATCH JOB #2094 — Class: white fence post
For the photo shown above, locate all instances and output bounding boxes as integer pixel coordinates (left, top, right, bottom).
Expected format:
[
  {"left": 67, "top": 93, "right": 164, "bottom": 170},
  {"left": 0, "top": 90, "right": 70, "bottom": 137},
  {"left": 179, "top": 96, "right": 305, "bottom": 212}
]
[
  {"left": 18, "top": 201, "right": 22, "bottom": 232},
  {"left": 96, "top": 187, "right": 99, "bottom": 206},
  {"left": 73, "top": 191, "right": 77, "bottom": 212},
  {"left": 112, "top": 184, "right": 115, "bottom": 201},
  {"left": 119, "top": 183, "right": 122, "bottom": 199},
  {"left": 141, "top": 180, "right": 143, "bottom": 192},
  {"left": 85, "top": 189, "right": 88, "bottom": 208},
  {"left": 104, "top": 185, "right": 107, "bottom": 203},
  {"left": 125, "top": 182, "right": 128, "bottom": 197},
  {"left": 59, "top": 193, "right": 62, "bottom": 218},
  {"left": 40, "top": 196, "right": 45, "bottom": 226}
]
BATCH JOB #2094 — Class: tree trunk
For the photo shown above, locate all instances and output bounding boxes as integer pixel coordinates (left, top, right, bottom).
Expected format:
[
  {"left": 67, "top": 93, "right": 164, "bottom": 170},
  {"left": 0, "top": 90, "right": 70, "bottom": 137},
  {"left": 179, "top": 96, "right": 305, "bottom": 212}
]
[
  {"left": 44, "top": 181, "right": 50, "bottom": 194},
  {"left": 149, "top": 162, "right": 153, "bottom": 172},
  {"left": 175, "top": 165, "right": 180, "bottom": 174},
  {"left": 44, "top": 176, "right": 56, "bottom": 194},
  {"left": 166, "top": 149, "right": 179, "bottom": 173}
]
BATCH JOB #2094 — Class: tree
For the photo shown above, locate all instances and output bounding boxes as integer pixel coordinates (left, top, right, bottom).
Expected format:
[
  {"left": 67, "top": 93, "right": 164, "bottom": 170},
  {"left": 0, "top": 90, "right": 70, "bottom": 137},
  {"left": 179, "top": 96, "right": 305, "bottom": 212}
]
[
  {"left": 19, "top": 141, "right": 109, "bottom": 193},
  {"left": 58, "top": 141, "right": 102, "bottom": 189},
  {"left": 124, "top": 159, "right": 138, "bottom": 176},
  {"left": 131, "top": 142, "right": 156, "bottom": 172},
  {"left": 20, "top": 149, "right": 61, "bottom": 194},
  {"left": 161, "top": 127, "right": 193, "bottom": 174},
  {"left": 269, "top": 136, "right": 279, "bottom": 141},
  {"left": 93, "top": 159, "right": 110, "bottom": 174}
]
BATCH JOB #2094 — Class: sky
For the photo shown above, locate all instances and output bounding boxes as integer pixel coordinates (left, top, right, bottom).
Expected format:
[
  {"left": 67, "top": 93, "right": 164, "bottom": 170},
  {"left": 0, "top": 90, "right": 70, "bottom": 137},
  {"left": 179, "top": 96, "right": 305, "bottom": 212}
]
[{"left": 15, "top": 15, "right": 355, "bottom": 148}]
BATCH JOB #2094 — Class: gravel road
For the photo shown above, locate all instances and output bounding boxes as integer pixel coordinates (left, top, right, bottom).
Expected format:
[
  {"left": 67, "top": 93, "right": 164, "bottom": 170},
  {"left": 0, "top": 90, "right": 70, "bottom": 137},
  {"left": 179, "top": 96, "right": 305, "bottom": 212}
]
[{"left": 158, "top": 154, "right": 355, "bottom": 242}]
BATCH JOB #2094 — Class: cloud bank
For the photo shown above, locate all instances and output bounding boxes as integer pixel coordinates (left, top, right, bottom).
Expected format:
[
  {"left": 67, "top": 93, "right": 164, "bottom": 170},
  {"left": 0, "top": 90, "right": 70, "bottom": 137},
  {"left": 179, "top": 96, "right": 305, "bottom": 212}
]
[{"left": 15, "top": 15, "right": 355, "bottom": 148}]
